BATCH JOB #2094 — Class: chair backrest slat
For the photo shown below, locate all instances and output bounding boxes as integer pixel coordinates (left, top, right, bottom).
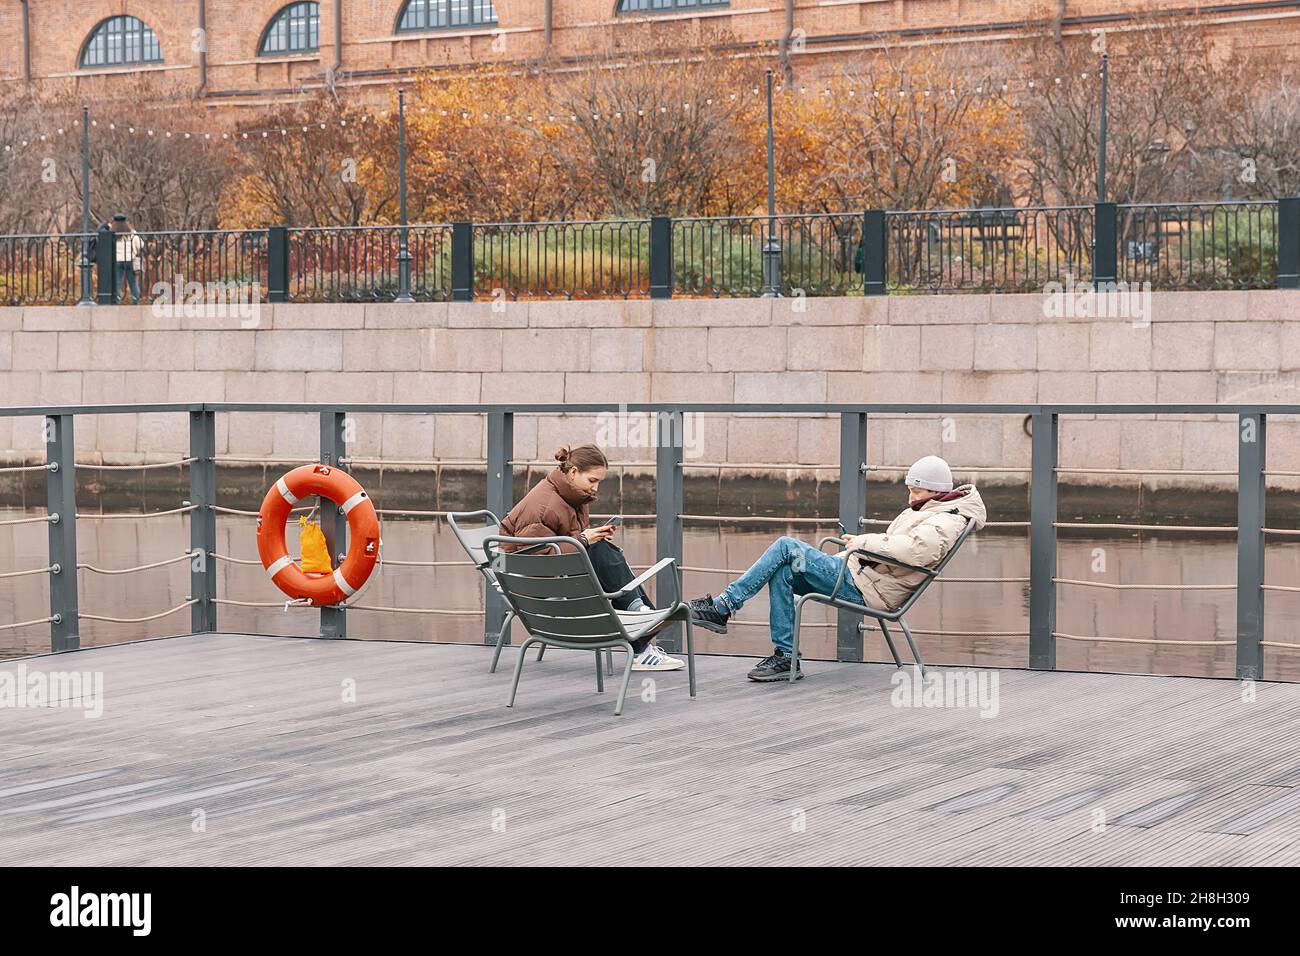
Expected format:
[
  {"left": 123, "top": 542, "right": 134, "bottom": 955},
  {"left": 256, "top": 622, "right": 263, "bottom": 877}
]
[
  {"left": 508, "top": 591, "right": 612, "bottom": 618},
  {"left": 495, "top": 570, "right": 602, "bottom": 600},
  {"left": 514, "top": 610, "right": 624, "bottom": 640},
  {"left": 492, "top": 549, "right": 590, "bottom": 577},
  {"left": 483, "top": 533, "right": 628, "bottom": 646}
]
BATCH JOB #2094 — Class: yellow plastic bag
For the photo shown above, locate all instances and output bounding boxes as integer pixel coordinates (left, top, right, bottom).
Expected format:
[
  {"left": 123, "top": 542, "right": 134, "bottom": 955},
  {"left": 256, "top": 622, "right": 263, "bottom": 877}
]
[{"left": 298, "top": 515, "right": 333, "bottom": 574}]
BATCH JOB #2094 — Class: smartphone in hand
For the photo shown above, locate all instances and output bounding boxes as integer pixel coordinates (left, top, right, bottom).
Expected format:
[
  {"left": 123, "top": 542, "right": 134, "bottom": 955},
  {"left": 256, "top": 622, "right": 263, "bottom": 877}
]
[{"left": 602, "top": 515, "right": 623, "bottom": 528}]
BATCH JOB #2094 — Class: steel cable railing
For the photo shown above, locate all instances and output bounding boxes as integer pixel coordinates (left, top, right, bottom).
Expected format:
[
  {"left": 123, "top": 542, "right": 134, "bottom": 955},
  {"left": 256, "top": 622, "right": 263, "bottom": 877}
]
[{"left": 5, "top": 405, "right": 1300, "bottom": 668}]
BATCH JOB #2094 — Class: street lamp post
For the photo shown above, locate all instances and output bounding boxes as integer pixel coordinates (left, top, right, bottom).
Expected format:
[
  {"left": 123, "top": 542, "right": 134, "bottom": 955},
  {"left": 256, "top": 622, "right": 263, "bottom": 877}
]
[
  {"left": 1097, "top": 53, "right": 1109, "bottom": 204},
  {"left": 761, "top": 68, "right": 781, "bottom": 298},
  {"left": 395, "top": 88, "right": 414, "bottom": 303},
  {"left": 77, "top": 104, "right": 94, "bottom": 306}
]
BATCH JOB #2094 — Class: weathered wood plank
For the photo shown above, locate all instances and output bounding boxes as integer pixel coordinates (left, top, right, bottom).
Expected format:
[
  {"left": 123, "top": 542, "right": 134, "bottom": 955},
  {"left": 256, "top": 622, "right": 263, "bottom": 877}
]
[{"left": 1, "top": 633, "right": 1298, "bottom": 866}]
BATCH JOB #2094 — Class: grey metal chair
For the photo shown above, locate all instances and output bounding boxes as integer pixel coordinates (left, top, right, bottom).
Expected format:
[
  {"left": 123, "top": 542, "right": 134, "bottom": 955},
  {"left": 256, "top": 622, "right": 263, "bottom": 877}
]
[
  {"left": 788, "top": 519, "right": 975, "bottom": 682},
  {"left": 482, "top": 533, "right": 696, "bottom": 716},
  {"left": 449, "top": 510, "right": 617, "bottom": 675},
  {"left": 448, "top": 510, "right": 551, "bottom": 673}
]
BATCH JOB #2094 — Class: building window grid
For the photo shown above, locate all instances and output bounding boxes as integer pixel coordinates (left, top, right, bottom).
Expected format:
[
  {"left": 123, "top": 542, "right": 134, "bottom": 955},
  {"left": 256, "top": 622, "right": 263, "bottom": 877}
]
[
  {"left": 260, "top": 2, "right": 321, "bottom": 55},
  {"left": 618, "top": 0, "right": 729, "bottom": 11},
  {"left": 398, "top": 0, "right": 498, "bottom": 31},
  {"left": 81, "top": 16, "right": 162, "bottom": 68}
]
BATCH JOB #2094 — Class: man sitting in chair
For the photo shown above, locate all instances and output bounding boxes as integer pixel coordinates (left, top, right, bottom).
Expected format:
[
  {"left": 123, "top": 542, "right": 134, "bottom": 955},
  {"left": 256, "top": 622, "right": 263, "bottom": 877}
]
[{"left": 687, "top": 456, "right": 986, "bottom": 682}]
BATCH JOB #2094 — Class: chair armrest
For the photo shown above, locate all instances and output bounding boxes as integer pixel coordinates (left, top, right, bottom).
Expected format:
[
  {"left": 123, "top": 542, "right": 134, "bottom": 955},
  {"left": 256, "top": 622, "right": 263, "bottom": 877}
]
[
  {"left": 610, "top": 557, "right": 681, "bottom": 607},
  {"left": 849, "top": 547, "right": 936, "bottom": 577},
  {"left": 817, "top": 535, "right": 846, "bottom": 553}
]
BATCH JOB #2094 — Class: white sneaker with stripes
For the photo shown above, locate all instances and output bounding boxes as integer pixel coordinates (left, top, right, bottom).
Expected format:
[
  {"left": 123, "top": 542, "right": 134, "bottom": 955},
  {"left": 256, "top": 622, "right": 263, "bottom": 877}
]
[{"left": 631, "top": 644, "right": 685, "bottom": 672}]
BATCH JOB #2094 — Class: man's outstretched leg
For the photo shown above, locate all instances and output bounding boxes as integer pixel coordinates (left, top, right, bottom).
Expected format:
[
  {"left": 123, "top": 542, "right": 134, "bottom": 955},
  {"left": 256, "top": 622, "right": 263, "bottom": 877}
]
[
  {"left": 687, "top": 535, "right": 810, "bottom": 635},
  {"left": 689, "top": 536, "right": 867, "bottom": 683}
]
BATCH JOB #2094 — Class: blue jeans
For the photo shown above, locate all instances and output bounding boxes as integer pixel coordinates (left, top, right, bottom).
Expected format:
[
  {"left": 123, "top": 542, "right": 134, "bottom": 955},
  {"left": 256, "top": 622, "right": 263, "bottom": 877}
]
[
  {"left": 115, "top": 263, "right": 141, "bottom": 303},
  {"left": 718, "top": 536, "right": 865, "bottom": 654}
]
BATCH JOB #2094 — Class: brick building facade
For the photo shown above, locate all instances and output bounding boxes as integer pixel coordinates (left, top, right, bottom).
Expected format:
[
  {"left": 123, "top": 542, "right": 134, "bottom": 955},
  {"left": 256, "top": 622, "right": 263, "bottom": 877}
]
[{"left": 1, "top": 0, "right": 1298, "bottom": 110}]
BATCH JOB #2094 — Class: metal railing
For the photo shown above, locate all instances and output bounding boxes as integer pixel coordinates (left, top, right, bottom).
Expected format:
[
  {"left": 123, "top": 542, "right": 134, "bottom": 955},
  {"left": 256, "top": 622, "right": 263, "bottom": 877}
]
[
  {"left": 886, "top": 206, "right": 1093, "bottom": 293},
  {"left": 1, "top": 401, "right": 1298, "bottom": 681},
  {"left": 473, "top": 219, "right": 651, "bottom": 299},
  {"left": 0, "top": 232, "right": 88, "bottom": 306},
  {"left": 4, "top": 198, "right": 1298, "bottom": 305},
  {"left": 1116, "top": 201, "right": 1278, "bottom": 291},
  {"left": 289, "top": 224, "right": 451, "bottom": 302}
]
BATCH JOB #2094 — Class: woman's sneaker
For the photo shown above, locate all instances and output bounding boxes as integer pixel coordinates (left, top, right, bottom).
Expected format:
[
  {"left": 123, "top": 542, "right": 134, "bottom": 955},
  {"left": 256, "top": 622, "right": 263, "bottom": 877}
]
[
  {"left": 687, "top": 595, "right": 729, "bottom": 634},
  {"left": 747, "top": 649, "right": 803, "bottom": 682},
  {"left": 632, "top": 644, "right": 685, "bottom": 671}
]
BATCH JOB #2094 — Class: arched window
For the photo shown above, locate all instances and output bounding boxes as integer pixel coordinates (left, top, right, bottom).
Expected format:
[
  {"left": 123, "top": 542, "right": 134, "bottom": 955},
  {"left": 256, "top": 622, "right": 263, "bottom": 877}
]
[
  {"left": 259, "top": 2, "right": 320, "bottom": 55},
  {"left": 616, "top": 0, "right": 729, "bottom": 12},
  {"left": 80, "top": 16, "right": 163, "bottom": 68},
  {"left": 397, "top": 0, "right": 498, "bottom": 31}
]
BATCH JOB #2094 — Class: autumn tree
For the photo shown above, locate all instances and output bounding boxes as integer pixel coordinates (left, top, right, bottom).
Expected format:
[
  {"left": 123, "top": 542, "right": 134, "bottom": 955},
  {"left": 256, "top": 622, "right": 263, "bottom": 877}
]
[
  {"left": 1017, "top": 20, "right": 1221, "bottom": 206},
  {"left": 550, "top": 27, "right": 761, "bottom": 218},
  {"left": 221, "top": 93, "right": 398, "bottom": 228}
]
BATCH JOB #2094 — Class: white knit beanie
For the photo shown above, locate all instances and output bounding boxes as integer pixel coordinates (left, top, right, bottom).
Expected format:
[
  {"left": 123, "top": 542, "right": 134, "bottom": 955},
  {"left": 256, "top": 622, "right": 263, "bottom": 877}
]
[{"left": 905, "top": 455, "right": 954, "bottom": 493}]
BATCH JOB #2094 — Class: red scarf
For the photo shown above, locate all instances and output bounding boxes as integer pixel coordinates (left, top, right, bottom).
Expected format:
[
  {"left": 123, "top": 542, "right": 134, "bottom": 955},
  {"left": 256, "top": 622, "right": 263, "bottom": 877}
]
[{"left": 910, "top": 487, "right": 968, "bottom": 511}]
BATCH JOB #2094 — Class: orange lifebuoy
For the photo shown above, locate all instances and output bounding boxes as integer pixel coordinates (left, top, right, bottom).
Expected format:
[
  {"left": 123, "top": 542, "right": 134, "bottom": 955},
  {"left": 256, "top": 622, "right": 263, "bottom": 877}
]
[{"left": 256, "top": 464, "right": 380, "bottom": 605}]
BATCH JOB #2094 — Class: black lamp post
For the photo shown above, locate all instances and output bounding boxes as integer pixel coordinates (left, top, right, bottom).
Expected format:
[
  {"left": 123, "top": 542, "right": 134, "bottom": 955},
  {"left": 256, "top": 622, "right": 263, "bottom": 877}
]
[
  {"left": 395, "top": 87, "right": 414, "bottom": 303},
  {"left": 77, "top": 104, "right": 94, "bottom": 306},
  {"left": 761, "top": 68, "right": 781, "bottom": 297}
]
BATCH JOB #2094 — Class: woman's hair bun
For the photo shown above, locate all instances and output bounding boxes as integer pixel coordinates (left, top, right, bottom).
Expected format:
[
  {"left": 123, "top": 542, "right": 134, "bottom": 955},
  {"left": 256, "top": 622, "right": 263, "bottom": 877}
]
[{"left": 554, "top": 446, "right": 571, "bottom": 464}]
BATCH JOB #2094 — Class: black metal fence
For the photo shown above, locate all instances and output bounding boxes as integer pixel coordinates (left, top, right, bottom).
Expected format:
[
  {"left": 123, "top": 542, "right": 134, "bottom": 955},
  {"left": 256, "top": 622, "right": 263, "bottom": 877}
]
[{"left": 4, "top": 198, "right": 1297, "bottom": 305}]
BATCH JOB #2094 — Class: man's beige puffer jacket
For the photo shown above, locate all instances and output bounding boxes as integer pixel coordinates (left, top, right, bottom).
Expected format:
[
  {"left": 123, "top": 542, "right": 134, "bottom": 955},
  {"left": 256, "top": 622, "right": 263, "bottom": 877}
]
[{"left": 841, "top": 484, "right": 986, "bottom": 611}]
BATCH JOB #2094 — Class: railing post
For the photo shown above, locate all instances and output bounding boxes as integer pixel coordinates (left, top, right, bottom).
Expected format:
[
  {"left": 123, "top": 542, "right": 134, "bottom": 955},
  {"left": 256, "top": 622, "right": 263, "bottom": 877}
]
[
  {"left": 1277, "top": 198, "right": 1299, "bottom": 289},
  {"left": 44, "top": 414, "right": 79, "bottom": 653},
  {"left": 838, "top": 412, "right": 868, "bottom": 662},
  {"left": 649, "top": 215, "right": 673, "bottom": 299},
  {"left": 1236, "top": 411, "right": 1266, "bottom": 680},
  {"left": 189, "top": 410, "right": 217, "bottom": 634},
  {"left": 451, "top": 220, "right": 474, "bottom": 301},
  {"left": 267, "top": 225, "right": 289, "bottom": 303},
  {"left": 319, "top": 410, "right": 348, "bottom": 639},
  {"left": 95, "top": 231, "right": 115, "bottom": 305},
  {"left": 485, "top": 411, "right": 514, "bottom": 645},
  {"left": 1093, "top": 202, "right": 1117, "bottom": 290},
  {"left": 1029, "top": 411, "right": 1058, "bottom": 670},
  {"left": 655, "top": 410, "right": 685, "bottom": 654},
  {"left": 862, "top": 209, "right": 886, "bottom": 296}
]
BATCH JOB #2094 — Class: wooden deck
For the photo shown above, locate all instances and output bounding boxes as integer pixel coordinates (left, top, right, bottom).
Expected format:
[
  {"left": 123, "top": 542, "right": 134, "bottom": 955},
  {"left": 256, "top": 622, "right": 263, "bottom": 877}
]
[{"left": 4, "top": 632, "right": 1300, "bottom": 866}]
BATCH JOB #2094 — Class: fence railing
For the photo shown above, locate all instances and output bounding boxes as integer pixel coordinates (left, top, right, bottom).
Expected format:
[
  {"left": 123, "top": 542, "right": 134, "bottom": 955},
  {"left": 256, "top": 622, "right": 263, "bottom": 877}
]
[
  {"left": 3, "top": 198, "right": 1298, "bottom": 304},
  {"left": 0, "top": 232, "right": 88, "bottom": 306},
  {"left": 1116, "top": 201, "right": 1278, "bottom": 291},
  {"left": 1, "top": 401, "right": 1297, "bottom": 682}
]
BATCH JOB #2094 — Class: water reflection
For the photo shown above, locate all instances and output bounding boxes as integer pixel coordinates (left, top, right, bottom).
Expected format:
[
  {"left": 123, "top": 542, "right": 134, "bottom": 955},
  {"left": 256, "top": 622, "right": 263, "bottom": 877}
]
[{"left": 2, "top": 507, "right": 1298, "bottom": 681}]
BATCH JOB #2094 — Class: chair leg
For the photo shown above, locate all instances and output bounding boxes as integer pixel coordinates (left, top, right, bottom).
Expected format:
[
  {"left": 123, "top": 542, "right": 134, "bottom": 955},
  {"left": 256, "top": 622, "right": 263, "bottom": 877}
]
[
  {"left": 536, "top": 643, "right": 547, "bottom": 662},
  {"left": 877, "top": 620, "right": 904, "bottom": 668},
  {"left": 684, "top": 613, "right": 696, "bottom": 700},
  {"left": 507, "top": 638, "right": 535, "bottom": 708},
  {"left": 789, "top": 595, "right": 810, "bottom": 683},
  {"left": 898, "top": 618, "right": 926, "bottom": 678},
  {"left": 489, "top": 610, "right": 515, "bottom": 674},
  {"left": 605, "top": 647, "right": 615, "bottom": 675},
  {"left": 595, "top": 650, "right": 605, "bottom": 693},
  {"left": 614, "top": 641, "right": 635, "bottom": 716}
]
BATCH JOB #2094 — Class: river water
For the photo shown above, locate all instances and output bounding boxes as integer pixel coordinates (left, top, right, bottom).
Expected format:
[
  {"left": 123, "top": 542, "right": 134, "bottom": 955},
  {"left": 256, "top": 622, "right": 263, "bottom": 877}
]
[{"left": 3, "top": 506, "right": 1299, "bottom": 681}]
